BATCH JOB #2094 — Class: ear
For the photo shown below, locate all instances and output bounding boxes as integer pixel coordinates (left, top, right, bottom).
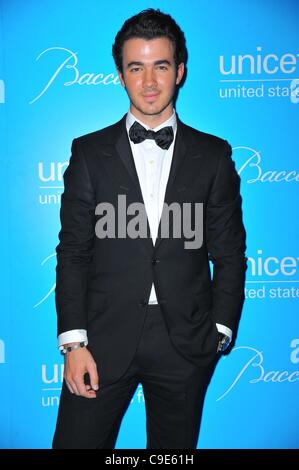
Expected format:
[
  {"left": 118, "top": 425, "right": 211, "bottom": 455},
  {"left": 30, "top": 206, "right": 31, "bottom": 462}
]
[
  {"left": 117, "top": 69, "right": 126, "bottom": 88},
  {"left": 176, "top": 63, "right": 185, "bottom": 85}
]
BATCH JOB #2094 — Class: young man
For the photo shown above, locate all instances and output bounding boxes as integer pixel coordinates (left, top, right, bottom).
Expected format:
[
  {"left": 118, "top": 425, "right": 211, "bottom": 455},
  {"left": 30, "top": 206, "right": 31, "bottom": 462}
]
[{"left": 52, "top": 9, "right": 247, "bottom": 449}]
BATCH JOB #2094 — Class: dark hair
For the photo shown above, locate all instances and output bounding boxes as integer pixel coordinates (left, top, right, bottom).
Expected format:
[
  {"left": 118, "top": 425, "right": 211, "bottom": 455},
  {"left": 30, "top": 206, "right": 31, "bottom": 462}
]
[{"left": 112, "top": 8, "right": 188, "bottom": 74}]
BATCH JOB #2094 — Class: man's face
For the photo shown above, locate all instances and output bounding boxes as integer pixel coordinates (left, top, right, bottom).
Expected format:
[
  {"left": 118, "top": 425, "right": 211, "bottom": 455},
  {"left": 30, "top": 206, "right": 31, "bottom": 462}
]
[{"left": 118, "top": 37, "right": 184, "bottom": 123}]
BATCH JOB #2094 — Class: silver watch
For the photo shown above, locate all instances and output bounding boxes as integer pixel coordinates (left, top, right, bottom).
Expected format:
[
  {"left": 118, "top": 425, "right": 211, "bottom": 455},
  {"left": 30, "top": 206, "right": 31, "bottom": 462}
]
[{"left": 217, "top": 333, "right": 230, "bottom": 353}]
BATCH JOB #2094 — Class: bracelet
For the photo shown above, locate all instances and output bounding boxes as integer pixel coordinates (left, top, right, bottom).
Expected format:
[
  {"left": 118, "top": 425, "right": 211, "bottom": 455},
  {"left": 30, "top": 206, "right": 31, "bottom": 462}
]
[{"left": 60, "top": 341, "right": 86, "bottom": 355}]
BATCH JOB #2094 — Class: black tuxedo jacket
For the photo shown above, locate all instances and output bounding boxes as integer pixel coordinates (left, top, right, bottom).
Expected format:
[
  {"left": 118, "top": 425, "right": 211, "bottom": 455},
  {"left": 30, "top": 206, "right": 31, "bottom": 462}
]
[{"left": 55, "top": 114, "right": 247, "bottom": 386}]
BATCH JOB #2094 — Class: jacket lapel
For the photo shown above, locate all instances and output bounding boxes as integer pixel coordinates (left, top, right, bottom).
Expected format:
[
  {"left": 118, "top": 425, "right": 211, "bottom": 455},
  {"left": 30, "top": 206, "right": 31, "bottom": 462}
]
[
  {"left": 153, "top": 118, "right": 188, "bottom": 252},
  {"left": 115, "top": 116, "right": 142, "bottom": 193},
  {"left": 99, "top": 113, "right": 200, "bottom": 254},
  {"left": 101, "top": 115, "right": 154, "bottom": 254}
]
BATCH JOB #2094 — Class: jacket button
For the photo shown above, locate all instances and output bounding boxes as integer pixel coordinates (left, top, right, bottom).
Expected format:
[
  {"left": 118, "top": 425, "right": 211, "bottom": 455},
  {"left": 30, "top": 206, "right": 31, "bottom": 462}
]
[
  {"left": 152, "top": 259, "right": 159, "bottom": 265},
  {"left": 139, "top": 300, "right": 147, "bottom": 307}
]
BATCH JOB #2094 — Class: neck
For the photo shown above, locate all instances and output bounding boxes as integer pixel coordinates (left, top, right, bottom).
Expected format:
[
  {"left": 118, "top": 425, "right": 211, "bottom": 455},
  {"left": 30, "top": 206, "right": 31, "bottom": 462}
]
[{"left": 129, "top": 104, "right": 174, "bottom": 128}]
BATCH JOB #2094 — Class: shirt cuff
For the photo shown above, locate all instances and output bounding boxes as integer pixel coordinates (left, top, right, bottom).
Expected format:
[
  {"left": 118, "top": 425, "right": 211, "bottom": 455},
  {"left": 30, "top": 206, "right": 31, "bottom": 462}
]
[
  {"left": 58, "top": 329, "right": 88, "bottom": 350},
  {"left": 215, "top": 324, "right": 233, "bottom": 342}
]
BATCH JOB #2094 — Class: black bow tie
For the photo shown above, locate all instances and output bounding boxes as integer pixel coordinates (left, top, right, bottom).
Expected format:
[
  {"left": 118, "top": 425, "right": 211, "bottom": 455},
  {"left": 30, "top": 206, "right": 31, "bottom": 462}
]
[{"left": 129, "top": 121, "right": 174, "bottom": 150}]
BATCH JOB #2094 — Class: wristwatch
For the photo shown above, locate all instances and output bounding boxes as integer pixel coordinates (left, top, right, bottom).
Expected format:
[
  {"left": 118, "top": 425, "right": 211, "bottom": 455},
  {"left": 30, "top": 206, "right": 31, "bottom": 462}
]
[{"left": 217, "top": 333, "right": 230, "bottom": 353}]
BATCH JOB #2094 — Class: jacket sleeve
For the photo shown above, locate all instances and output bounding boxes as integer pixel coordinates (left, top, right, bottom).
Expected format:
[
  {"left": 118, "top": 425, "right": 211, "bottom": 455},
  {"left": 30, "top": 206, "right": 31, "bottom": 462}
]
[
  {"left": 55, "top": 138, "right": 95, "bottom": 336},
  {"left": 206, "top": 141, "right": 247, "bottom": 335}
]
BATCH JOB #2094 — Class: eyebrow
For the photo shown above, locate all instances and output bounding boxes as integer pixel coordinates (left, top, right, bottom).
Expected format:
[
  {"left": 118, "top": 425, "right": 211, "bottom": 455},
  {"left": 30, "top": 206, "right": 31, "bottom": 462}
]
[{"left": 127, "top": 59, "right": 172, "bottom": 68}]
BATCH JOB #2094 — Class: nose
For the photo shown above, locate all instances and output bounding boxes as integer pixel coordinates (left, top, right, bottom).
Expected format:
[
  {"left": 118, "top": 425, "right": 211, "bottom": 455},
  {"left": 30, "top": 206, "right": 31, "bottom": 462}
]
[{"left": 143, "top": 67, "right": 157, "bottom": 88}]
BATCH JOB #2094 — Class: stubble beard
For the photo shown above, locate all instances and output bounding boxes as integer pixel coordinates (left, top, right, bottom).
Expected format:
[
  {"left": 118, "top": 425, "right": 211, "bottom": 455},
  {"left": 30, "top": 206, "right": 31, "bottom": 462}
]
[
  {"left": 130, "top": 92, "right": 175, "bottom": 118},
  {"left": 127, "top": 78, "right": 177, "bottom": 118}
]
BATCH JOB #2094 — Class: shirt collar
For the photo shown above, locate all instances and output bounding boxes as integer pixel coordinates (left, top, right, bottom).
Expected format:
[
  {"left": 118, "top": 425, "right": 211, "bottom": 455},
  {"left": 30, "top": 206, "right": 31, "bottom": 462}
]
[{"left": 126, "top": 108, "right": 177, "bottom": 135}]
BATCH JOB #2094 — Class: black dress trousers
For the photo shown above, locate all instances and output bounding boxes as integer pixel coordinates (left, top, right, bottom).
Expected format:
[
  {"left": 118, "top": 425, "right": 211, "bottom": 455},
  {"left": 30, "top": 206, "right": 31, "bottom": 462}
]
[{"left": 52, "top": 304, "right": 219, "bottom": 449}]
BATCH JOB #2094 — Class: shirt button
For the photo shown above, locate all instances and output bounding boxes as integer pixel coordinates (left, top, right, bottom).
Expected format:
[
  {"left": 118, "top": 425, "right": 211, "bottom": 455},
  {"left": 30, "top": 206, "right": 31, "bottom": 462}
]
[{"left": 150, "top": 193, "right": 154, "bottom": 198}]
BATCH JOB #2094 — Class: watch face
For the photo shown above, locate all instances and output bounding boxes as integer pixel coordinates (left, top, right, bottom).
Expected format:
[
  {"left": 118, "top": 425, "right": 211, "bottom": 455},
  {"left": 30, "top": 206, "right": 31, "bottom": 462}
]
[
  {"left": 221, "top": 337, "right": 230, "bottom": 350},
  {"left": 218, "top": 335, "right": 229, "bottom": 351}
]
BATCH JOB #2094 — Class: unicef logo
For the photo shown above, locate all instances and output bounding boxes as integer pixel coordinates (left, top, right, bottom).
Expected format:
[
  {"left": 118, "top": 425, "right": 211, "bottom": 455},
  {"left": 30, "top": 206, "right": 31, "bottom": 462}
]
[{"left": 219, "top": 47, "right": 299, "bottom": 101}]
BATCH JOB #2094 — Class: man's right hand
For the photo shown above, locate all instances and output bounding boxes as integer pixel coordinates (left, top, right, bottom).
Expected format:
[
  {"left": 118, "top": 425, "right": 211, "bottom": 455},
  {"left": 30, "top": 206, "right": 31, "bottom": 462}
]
[{"left": 63, "top": 344, "right": 99, "bottom": 398}]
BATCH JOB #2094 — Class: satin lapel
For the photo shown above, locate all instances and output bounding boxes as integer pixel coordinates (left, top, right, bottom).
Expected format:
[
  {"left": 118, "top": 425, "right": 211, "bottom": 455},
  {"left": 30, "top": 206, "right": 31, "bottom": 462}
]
[
  {"left": 115, "top": 120, "right": 142, "bottom": 193},
  {"left": 100, "top": 116, "right": 154, "bottom": 253},
  {"left": 153, "top": 119, "right": 188, "bottom": 252}
]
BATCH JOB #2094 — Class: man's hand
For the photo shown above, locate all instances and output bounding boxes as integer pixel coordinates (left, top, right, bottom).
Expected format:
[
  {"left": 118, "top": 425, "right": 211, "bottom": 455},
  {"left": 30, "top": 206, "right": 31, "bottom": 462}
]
[{"left": 63, "top": 344, "right": 99, "bottom": 398}]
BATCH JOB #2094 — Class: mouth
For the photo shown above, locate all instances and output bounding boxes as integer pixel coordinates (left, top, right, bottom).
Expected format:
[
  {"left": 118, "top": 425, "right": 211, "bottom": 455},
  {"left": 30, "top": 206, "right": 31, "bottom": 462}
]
[{"left": 142, "top": 93, "right": 159, "bottom": 102}]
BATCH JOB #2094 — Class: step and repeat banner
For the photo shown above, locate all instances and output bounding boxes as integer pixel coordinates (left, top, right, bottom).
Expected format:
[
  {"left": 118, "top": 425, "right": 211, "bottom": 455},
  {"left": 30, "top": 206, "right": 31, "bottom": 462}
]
[{"left": 0, "top": 0, "right": 298, "bottom": 448}]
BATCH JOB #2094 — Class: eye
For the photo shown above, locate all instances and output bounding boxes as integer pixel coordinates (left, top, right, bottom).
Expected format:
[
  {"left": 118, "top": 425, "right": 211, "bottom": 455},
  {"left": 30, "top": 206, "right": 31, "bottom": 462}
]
[
  {"left": 130, "top": 67, "right": 141, "bottom": 73},
  {"left": 157, "top": 65, "right": 168, "bottom": 70}
]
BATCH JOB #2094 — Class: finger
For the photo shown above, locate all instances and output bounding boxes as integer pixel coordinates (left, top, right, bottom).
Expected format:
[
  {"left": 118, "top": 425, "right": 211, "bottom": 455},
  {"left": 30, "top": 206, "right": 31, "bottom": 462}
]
[
  {"left": 75, "top": 375, "right": 97, "bottom": 399},
  {"left": 65, "top": 380, "right": 75, "bottom": 394},
  {"left": 68, "top": 379, "right": 80, "bottom": 396},
  {"left": 89, "top": 364, "right": 99, "bottom": 391},
  {"left": 67, "top": 377, "right": 93, "bottom": 397},
  {"left": 84, "top": 384, "right": 97, "bottom": 397}
]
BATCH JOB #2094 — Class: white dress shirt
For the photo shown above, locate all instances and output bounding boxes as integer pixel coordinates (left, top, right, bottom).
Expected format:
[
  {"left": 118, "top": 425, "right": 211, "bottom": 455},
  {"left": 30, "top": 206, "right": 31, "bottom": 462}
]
[
  {"left": 126, "top": 109, "right": 177, "bottom": 304},
  {"left": 58, "top": 109, "right": 232, "bottom": 349}
]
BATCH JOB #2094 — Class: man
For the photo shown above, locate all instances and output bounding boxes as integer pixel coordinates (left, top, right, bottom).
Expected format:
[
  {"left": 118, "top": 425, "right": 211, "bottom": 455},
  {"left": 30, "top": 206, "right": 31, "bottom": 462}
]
[{"left": 52, "top": 9, "right": 247, "bottom": 449}]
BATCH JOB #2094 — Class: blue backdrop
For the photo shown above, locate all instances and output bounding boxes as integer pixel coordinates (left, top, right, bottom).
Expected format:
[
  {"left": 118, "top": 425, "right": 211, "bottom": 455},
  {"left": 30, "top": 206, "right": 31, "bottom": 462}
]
[{"left": 1, "top": 0, "right": 298, "bottom": 449}]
